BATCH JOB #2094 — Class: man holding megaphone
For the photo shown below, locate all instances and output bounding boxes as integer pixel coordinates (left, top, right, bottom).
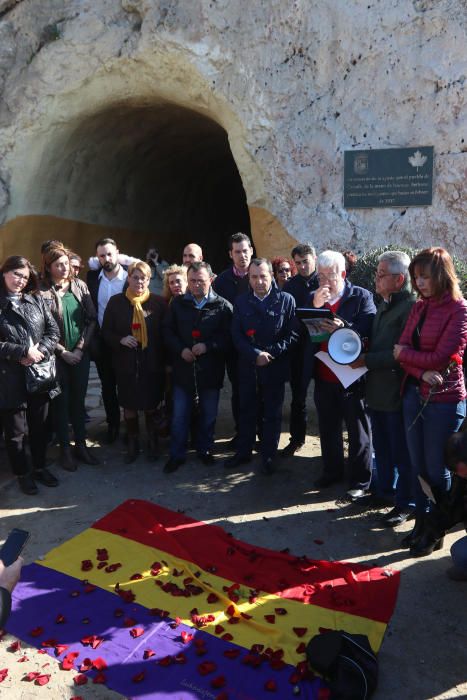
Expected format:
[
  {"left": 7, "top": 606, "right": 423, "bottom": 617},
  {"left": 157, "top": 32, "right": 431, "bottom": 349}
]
[{"left": 310, "top": 251, "right": 376, "bottom": 499}]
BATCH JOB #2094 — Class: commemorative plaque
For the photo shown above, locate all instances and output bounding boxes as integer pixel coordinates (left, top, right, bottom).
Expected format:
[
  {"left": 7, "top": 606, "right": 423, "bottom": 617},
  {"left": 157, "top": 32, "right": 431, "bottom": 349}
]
[{"left": 344, "top": 146, "right": 433, "bottom": 209}]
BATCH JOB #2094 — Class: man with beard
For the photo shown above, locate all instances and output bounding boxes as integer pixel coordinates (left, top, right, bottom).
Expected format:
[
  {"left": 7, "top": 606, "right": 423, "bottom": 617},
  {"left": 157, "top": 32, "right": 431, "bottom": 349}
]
[
  {"left": 213, "top": 233, "right": 254, "bottom": 444},
  {"left": 182, "top": 243, "right": 204, "bottom": 266},
  {"left": 87, "top": 238, "right": 128, "bottom": 442}
]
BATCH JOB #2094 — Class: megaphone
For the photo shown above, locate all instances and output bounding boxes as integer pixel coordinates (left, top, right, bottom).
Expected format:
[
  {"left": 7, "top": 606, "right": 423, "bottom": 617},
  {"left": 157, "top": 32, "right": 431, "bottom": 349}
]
[{"left": 327, "top": 327, "right": 362, "bottom": 365}]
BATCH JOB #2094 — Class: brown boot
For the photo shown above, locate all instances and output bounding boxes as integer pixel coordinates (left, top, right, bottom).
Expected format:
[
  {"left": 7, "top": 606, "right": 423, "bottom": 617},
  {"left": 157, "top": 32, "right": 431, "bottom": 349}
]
[
  {"left": 124, "top": 416, "right": 140, "bottom": 464},
  {"left": 74, "top": 441, "right": 100, "bottom": 465},
  {"left": 145, "top": 411, "right": 159, "bottom": 461},
  {"left": 59, "top": 445, "right": 77, "bottom": 472}
]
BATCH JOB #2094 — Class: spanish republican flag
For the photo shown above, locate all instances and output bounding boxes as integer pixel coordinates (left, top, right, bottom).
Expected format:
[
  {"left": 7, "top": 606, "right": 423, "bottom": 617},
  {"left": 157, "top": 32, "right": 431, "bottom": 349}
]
[{"left": 7, "top": 500, "right": 399, "bottom": 698}]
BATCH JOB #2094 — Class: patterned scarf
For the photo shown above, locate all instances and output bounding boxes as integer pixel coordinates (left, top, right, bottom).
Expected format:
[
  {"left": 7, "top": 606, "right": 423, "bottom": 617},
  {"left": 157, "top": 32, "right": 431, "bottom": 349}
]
[{"left": 125, "top": 288, "right": 150, "bottom": 349}]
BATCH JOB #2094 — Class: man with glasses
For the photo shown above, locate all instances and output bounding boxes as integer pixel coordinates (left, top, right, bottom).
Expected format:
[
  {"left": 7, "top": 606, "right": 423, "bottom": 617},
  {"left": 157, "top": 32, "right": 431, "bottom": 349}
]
[
  {"left": 282, "top": 243, "right": 319, "bottom": 457},
  {"left": 311, "top": 250, "right": 376, "bottom": 499},
  {"left": 350, "top": 251, "right": 416, "bottom": 523}
]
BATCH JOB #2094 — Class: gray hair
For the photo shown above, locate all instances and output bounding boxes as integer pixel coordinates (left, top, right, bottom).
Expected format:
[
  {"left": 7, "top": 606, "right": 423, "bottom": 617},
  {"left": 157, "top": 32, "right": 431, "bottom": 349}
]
[
  {"left": 378, "top": 251, "right": 411, "bottom": 280},
  {"left": 317, "top": 250, "right": 346, "bottom": 273},
  {"left": 249, "top": 257, "right": 273, "bottom": 274}
]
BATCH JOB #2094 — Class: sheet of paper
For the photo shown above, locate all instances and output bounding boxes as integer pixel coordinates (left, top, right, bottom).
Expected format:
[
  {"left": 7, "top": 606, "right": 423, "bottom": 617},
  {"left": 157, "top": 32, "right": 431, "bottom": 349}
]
[{"left": 315, "top": 351, "right": 367, "bottom": 389}]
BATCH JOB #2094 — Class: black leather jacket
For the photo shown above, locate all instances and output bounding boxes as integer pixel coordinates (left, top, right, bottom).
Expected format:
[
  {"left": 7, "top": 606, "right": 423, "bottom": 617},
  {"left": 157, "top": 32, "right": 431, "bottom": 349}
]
[{"left": 0, "top": 292, "right": 59, "bottom": 409}]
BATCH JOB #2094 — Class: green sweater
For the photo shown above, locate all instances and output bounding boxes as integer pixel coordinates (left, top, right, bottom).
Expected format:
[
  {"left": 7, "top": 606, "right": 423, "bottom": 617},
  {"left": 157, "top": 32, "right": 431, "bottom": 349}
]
[{"left": 365, "top": 287, "right": 416, "bottom": 412}]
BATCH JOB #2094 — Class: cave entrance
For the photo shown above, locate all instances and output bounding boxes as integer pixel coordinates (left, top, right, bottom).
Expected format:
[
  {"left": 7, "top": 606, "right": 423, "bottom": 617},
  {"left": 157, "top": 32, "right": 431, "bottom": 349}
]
[{"left": 27, "top": 101, "right": 251, "bottom": 272}]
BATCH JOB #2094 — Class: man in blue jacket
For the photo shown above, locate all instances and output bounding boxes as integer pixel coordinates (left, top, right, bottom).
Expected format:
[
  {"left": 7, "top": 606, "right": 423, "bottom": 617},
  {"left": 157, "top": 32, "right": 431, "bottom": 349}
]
[
  {"left": 310, "top": 250, "right": 376, "bottom": 498},
  {"left": 163, "top": 262, "right": 233, "bottom": 472},
  {"left": 225, "top": 259, "right": 299, "bottom": 474},
  {"left": 213, "top": 233, "right": 254, "bottom": 443}
]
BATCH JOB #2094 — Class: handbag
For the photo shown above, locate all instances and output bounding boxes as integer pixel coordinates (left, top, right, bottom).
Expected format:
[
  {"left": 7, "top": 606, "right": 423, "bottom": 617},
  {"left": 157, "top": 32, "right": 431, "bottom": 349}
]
[{"left": 24, "top": 355, "right": 58, "bottom": 395}]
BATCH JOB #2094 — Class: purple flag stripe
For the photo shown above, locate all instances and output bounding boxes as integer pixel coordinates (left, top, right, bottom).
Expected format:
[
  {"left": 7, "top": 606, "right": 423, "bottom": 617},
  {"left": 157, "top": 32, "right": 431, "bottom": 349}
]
[{"left": 7, "top": 563, "right": 326, "bottom": 699}]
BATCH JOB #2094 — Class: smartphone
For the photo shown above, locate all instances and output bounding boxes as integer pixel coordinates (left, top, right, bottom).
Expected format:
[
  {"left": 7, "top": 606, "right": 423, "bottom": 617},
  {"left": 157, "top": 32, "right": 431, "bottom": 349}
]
[{"left": 0, "top": 529, "right": 30, "bottom": 566}]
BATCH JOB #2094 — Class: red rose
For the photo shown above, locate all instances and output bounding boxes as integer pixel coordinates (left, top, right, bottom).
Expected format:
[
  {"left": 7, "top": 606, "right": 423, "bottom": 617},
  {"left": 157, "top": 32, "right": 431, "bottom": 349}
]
[
  {"left": 450, "top": 353, "right": 463, "bottom": 366},
  {"left": 132, "top": 323, "right": 141, "bottom": 330},
  {"left": 246, "top": 329, "right": 255, "bottom": 337},
  {"left": 192, "top": 329, "right": 201, "bottom": 339}
]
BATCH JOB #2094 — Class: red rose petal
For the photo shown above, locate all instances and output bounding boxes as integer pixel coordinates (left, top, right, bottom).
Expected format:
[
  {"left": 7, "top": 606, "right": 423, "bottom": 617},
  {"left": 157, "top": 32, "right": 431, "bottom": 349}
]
[
  {"left": 158, "top": 655, "right": 172, "bottom": 667},
  {"left": 216, "top": 694, "right": 229, "bottom": 700},
  {"left": 79, "top": 658, "right": 93, "bottom": 672},
  {"left": 105, "top": 563, "right": 122, "bottom": 573},
  {"left": 25, "top": 671, "right": 41, "bottom": 681},
  {"left": 293, "top": 627, "right": 308, "bottom": 637},
  {"left": 73, "top": 674, "right": 88, "bottom": 686},
  {"left": 223, "top": 649, "right": 241, "bottom": 659},
  {"left": 35, "top": 674, "right": 50, "bottom": 686},
  {"left": 198, "top": 661, "right": 217, "bottom": 676},
  {"left": 132, "top": 671, "right": 145, "bottom": 683},
  {"left": 264, "top": 614, "right": 276, "bottom": 624},
  {"left": 17, "top": 655, "right": 29, "bottom": 662},
  {"left": 130, "top": 627, "right": 144, "bottom": 638},
  {"left": 143, "top": 649, "right": 155, "bottom": 659},
  {"left": 114, "top": 608, "right": 124, "bottom": 618},
  {"left": 296, "top": 642, "right": 307, "bottom": 654},
  {"left": 123, "top": 617, "right": 137, "bottom": 627},
  {"left": 0, "top": 669, "right": 7, "bottom": 683},
  {"left": 221, "top": 633, "right": 233, "bottom": 642},
  {"left": 250, "top": 643, "right": 264, "bottom": 654},
  {"left": 96, "top": 548, "right": 109, "bottom": 561},
  {"left": 211, "top": 675, "right": 226, "bottom": 689},
  {"left": 29, "top": 627, "right": 44, "bottom": 638},
  {"left": 55, "top": 614, "right": 66, "bottom": 624},
  {"left": 265, "top": 679, "right": 277, "bottom": 691},
  {"left": 41, "top": 638, "right": 59, "bottom": 648},
  {"left": 130, "top": 573, "right": 143, "bottom": 580},
  {"left": 91, "top": 657, "right": 107, "bottom": 670},
  {"left": 207, "top": 593, "right": 219, "bottom": 604},
  {"left": 8, "top": 639, "right": 21, "bottom": 652},
  {"left": 225, "top": 604, "right": 236, "bottom": 617},
  {"left": 241, "top": 612, "right": 252, "bottom": 620},
  {"left": 196, "top": 647, "right": 208, "bottom": 656},
  {"left": 194, "top": 638, "right": 206, "bottom": 648},
  {"left": 228, "top": 617, "right": 240, "bottom": 625},
  {"left": 181, "top": 631, "right": 193, "bottom": 644},
  {"left": 274, "top": 607, "right": 287, "bottom": 615},
  {"left": 214, "top": 625, "right": 225, "bottom": 635},
  {"left": 93, "top": 671, "right": 107, "bottom": 684},
  {"left": 174, "top": 652, "right": 187, "bottom": 664},
  {"left": 61, "top": 652, "right": 80, "bottom": 670},
  {"left": 81, "top": 560, "right": 93, "bottom": 572},
  {"left": 97, "top": 562, "right": 107, "bottom": 569}
]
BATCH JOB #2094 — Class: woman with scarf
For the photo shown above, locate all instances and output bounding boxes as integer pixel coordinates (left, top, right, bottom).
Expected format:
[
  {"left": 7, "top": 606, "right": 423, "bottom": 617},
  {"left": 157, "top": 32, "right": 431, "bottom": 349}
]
[
  {"left": 394, "top": 247, "right": 467, "bottom": 557},
  {"left": 102, "top": 261, "right": 166, "bottom": 463}
]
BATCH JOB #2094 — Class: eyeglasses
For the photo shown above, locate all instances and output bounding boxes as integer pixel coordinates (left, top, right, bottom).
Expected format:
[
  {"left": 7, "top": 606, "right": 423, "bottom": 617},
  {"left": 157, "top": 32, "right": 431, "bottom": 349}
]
[
  {"left": 277, "top": 268, "right": 291, "bottom": 274},
  {"left": 317, "top": 273, "right": 339, "bottom": 282},
  {"left": 10, "top": 271, "right": 29, "bottom": 283},
  {"left": 375, "top": 272, "right": 398, "bottom": 279}
]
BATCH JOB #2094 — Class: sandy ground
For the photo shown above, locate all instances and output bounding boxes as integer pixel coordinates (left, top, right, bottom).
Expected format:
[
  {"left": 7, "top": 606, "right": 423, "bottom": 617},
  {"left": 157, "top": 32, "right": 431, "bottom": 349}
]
[{"left": 0, "top": 369, "right": 466, "bottom": 700}]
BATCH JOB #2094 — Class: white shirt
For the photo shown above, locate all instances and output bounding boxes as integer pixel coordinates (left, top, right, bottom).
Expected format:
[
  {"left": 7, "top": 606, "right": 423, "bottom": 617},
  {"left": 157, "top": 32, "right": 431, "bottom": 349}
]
[{"left": 97, "top": 266, "right": 127, "bottom": 326}]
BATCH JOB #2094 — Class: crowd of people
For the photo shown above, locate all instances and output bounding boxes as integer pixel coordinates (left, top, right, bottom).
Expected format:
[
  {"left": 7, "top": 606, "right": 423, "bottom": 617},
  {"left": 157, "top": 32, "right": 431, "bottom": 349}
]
[{"left": 0, "top": 233, "right": 466, "bottom": 577}]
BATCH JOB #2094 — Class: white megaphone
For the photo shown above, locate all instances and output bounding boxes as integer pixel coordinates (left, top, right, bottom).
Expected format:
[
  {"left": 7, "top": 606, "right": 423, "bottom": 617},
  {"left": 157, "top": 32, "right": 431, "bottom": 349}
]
[{"left": 327, "top": 327, "right": 362, "bottom": 365}]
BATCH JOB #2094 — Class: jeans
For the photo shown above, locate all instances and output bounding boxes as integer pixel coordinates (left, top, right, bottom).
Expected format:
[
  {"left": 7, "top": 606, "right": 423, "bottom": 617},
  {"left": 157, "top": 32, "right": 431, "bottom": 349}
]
[
  {"left": 237, "top": 371, "right": 285, "bottom": 462},
  {"left": 53, "top": 353, "right": 90, "bottom": 445},
  {"left": 451, "top": 536, "right": 467, "bottom": 573},
  {"left": 403, "top": 383, "right": 466, "bottom": 512},
  {"left": 170, "top": 385, "right": 219, "bottom": 460},
  {"left": 370, "top": 409, "right": 414, "bottom": 508},
  {"left": 1, "top": 393, "right": 49, "bottom": 476}
]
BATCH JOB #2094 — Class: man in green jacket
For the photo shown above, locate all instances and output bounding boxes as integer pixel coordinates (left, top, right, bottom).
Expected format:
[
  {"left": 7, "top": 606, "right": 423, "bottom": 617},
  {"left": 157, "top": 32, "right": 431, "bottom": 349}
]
[{"left": 351, "top": 251, "right": 416, "bottom": 525}]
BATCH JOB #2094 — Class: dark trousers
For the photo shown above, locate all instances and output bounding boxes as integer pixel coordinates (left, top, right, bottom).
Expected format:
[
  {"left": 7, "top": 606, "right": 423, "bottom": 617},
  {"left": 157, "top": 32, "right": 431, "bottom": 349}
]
[
  {"left": 370, "top": 408, "right": 414, "bottom": 508},
  {"left": 314, "top": 378, "right": 372, "bottom": 490},
  {"left": 1, "top": 393, "right": 49, "bottom": 476},
  {"left": 288, "top": 339, "right": 315, "bottom": 444},
  {"left": 225, "top": 352, "right": 240, "bottom": 434},
  {"left": 237, "top": 370, "right": 285, "bottom": 462},
  {"left": 92, "top": 335, "right": 120, "bottom": 428},
  {"left": 53, "top": 353, "right": 91, "bottom": 445},
  {"left": 170, "top": 386, "right": 220, "bottom": 460}
]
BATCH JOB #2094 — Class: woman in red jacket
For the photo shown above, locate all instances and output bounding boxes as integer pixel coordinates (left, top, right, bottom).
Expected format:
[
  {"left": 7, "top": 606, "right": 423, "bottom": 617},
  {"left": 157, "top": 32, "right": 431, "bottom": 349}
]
[{"left": 394, "top": 247, "right": 467, "bottom": 556}]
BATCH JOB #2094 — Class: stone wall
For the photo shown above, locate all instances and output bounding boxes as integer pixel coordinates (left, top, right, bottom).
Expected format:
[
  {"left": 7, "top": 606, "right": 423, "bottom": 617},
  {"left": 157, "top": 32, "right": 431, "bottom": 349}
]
[{"left": 0, "top": 0, "right": 466, "bottom": 262}]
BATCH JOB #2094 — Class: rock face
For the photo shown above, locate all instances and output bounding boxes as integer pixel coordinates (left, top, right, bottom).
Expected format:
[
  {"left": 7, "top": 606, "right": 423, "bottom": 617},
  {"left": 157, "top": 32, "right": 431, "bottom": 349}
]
[{"left": 0, "top": 0, "right": 466, "bottom": 264}]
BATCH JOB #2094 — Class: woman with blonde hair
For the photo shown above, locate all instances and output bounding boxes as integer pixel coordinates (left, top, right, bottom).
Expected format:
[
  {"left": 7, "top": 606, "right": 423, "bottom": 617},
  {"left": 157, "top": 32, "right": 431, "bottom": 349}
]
[
  {"left": 394, "top": 247, "right": 467, "bottom": 556},
  {"left": 40, "top": 245, "right": 98, "bottom": 470},
  {"left": 162, "top": 264, "right": 187, "bottom": 302},
  {"left": 102, "top": 261, "right": 166, "bottom": 462}
]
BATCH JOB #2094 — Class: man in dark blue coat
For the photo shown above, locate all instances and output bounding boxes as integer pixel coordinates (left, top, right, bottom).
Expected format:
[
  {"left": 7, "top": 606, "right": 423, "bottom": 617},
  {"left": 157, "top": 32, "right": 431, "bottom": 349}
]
[
  {"left": 163, "top": 262, "right": 233, "bottom": 472},
  {"left": 282, "top": 243, "right": 319, "bottom": 456},
  {"left": 310, "top": 250, "right": 376, "bottom": 498},
  {"left": 212, "top": 233, "right": 253, "bottom": 442},
  {"left": 226, "top": 258, "right": 299, "bottom": 474}
]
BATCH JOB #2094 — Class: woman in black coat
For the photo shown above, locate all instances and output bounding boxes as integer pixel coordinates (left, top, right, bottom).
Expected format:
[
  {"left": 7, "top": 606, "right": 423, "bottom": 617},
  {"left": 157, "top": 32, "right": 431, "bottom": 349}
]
[
  {"left": 0, "top": 256, "right": 60, "bottom": 495},
  {"left": 102, "top": 261, "right": 166, "bottom": 463}
]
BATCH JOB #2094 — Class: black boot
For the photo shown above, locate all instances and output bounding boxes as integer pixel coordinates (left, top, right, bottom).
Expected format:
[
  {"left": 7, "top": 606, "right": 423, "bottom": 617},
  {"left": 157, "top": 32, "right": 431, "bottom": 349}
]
[
  {"left": 124, "top": 416, "right": 139, "bottom": 464},
  {"left": 74, "top": 441, "right": 100, "bottom": 465},
  {"left": 144, "top": 412, "right": 159, "bottom": 462},
  {"left": 59, "top": 445, "right": 77, "bottom": 472},
  {"left": 400, "top": 513, "right": 425, "bottom": 549},
  {"left": 410, "top": 532, "right": 444, "bottom": 558},
  {"left": 18, "top": 474, "right": 38, "bottom": 495}
]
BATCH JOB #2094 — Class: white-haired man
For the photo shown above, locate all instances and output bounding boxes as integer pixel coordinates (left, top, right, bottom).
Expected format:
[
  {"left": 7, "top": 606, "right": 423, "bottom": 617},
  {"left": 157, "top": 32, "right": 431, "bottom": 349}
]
[
  {"left": 311, "top": 250, "right": 376, "bottom": 499},
  {"left": 351, "top": 251, "right": 416, "bottom": 522}
]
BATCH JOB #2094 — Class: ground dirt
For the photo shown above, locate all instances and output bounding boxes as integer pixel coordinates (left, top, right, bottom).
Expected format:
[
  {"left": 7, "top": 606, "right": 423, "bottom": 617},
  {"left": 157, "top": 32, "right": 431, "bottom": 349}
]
[{"left": 0, "top": 374, "right": 466, "bottom": 700}]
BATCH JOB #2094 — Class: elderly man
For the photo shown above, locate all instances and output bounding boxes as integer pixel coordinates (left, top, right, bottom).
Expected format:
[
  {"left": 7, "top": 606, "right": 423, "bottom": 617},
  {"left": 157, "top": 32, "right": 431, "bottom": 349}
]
[
  {"left": 282, "top": 243, "right": 319, "bottom": 456},
  {"left": 213, "top": 233, "right": 254, "bottom": 443},
  {"left": 226, "top": 258, "right": 299, "bottom": 474},
  {"left": 351, "top": 251, "right": 416, "bottom": 523},
  {"left": 163, "top": 261, "right": 232, "bottom": 472},
  {"left": 311, "top": 250, "right": 376, "bottom": 498},
  {"left": 182, "top": 243, "right": 203, "bottom": 266}
]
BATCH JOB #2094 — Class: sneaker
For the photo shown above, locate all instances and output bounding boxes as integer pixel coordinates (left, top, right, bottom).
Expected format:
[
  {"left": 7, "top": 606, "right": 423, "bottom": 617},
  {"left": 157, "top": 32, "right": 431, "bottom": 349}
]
[
  {"left": 281, "top": 441, "right": 304, "bottom": 458},
  {"left": 381, "top": 506, "right": 415, "bottom": 528}
]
